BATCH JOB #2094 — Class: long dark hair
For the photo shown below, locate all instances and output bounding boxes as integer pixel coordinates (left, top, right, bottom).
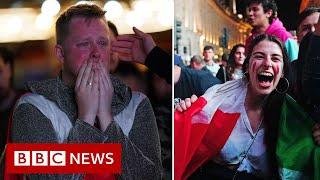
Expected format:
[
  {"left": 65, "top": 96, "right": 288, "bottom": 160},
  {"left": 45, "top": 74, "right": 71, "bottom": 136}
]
[
  {"left": 227, "top": 44, "right": 245, "bottom": 78},
  {"left": 243, "top": 34, "right": 292, "bottom": 178}
]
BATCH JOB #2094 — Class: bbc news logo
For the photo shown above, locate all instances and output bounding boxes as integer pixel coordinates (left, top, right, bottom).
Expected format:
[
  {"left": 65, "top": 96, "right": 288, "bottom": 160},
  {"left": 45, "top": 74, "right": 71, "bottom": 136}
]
[
  {"left": 6, "top": 144, "right": 121, "bottom": 174},
  {"left": 14, "top": 151, "right": 66, "bottom": 166}
]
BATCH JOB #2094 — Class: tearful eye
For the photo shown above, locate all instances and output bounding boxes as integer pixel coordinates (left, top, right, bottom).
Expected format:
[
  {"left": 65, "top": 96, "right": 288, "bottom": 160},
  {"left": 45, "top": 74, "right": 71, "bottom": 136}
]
[
  {"left": 99, "top": 41, "right": 108, "bottom": 46},
  {"left": 77, "top": 42, "right": 90, "bottom": 47}
]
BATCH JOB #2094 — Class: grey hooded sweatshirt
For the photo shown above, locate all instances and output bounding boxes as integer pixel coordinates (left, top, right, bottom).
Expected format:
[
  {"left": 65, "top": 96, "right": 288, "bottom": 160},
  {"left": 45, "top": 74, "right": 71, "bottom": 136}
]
[{"left": 11, "top": 75, "right": 162, "bottom": 180}]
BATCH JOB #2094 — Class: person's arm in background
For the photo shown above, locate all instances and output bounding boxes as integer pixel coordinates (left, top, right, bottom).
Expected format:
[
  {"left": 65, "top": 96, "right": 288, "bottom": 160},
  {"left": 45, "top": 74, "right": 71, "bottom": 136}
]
[
  {"left": 216, "top": 67, "right": 225, "bottom": 83},
  {"left": 174, "top": 65, "right": 181, "bottom": 84},
  {"left": 284, "top": 38, "right": 299, "bottom": 62},
  {"left": 112, "top": 27, "right": 172, "bottom": 84}
]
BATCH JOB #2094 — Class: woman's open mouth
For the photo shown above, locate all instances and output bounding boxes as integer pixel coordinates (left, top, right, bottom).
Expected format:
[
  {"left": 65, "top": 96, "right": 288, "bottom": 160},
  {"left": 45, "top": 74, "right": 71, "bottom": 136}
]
[{"left": 257, "top": 72, "right": 274, "bottom": 88}]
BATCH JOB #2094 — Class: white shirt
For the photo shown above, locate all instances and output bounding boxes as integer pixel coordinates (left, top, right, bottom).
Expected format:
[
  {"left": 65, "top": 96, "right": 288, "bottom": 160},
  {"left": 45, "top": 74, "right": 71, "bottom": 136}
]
[
  {"left": 206, "top": 63, "right": 220, "bottom": 76},
  {"left": 213, "top": 89, "right": 268, "bottom": 177},
  {"left": 231, "top": 69, "right": 244, "bottom": 80}
]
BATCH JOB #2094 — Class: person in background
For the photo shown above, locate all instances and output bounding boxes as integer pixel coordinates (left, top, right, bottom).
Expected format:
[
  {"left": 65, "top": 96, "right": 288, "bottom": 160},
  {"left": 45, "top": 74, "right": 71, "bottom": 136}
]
[
  {"left": 174, "top": 55, "right": 221, "bottom": 99},
  {"left": 0, "top": 47, "right": 22, "bottom": 154},
  {"left": 291, "top": 17, "right": 320, "bottom": 147},
  {"left": 107, "top": 21, "right": 120, "bottom": 73},
  {"left": 297, "top": 7, "right": 320, "bottom": 44},
  {"left": 202, "top": 45, "right": 220, "bottom": 76},
  {"left": 112, "top": 27, "right": 171, "bottom": 84},
  {"left": 291, "top": 7, "right": 320, "bottom": 97},
  {"left": 227, "top": 44, "right": 246, "bottom": 81},
  {"left": 10, "top": 4, "right": 162, "bottom": 179},
  {"left": 245, "top": 0, "right": 299, "bottom": 62},
  {"left": 189, "top": 55, "right": 205, "bottom": 70},
  {"left": 216, "top": 53, "right": 229, "bottom": 83}
]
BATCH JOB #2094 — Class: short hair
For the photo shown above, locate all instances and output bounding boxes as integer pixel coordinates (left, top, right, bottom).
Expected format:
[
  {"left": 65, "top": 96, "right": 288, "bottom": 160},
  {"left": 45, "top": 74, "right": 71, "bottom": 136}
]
[
  {"left": 108, "top": 21, "right": 119, "bottom": 37},
  {"left": 245, "top": 0, "right": 278, "bottom": 24},
  {"left": 56, "top": 4, "right": 106, "bottom": 45},
  {"left": 190, "top": 55, "right": 204, "bottom": 65},
  {"left": 0, "top": 47, "right": 14, "bottom": 84},
  {"left": 297, "top": 7, "right": 320, "bottom": 29},
  {"left": 203, "top": 45, "right": 214, "bottom": 51}
]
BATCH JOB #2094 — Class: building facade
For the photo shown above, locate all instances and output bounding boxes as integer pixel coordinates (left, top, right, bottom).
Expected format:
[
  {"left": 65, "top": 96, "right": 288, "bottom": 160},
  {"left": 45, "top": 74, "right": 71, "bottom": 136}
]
[{"left": 174, "top": 0, "right": 251, "bottom": 64}]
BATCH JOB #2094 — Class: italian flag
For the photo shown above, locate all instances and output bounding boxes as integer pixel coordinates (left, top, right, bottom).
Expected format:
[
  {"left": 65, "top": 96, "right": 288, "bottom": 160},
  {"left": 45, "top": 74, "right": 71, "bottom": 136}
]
[
  {"left": 277, "top": 95, "right": 320, "bottom": 179},
  {"left": 174, "top": 79, "right": 320, "bottom": 180},
  {"left": 175, "top": 79, "right": 244, "bottom": 180}
]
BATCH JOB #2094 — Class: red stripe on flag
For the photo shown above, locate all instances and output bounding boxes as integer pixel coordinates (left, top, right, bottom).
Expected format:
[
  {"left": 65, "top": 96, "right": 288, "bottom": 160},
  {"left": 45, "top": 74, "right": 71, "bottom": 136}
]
[
  {"left": 175, "top": 97, "right": 240, "bottom": 180},
  {"left": 175, "top": 97, "right": 207, "bottom": 180},
  {"left": 184, "top": 109, "right": 240, "bottom": 179}
]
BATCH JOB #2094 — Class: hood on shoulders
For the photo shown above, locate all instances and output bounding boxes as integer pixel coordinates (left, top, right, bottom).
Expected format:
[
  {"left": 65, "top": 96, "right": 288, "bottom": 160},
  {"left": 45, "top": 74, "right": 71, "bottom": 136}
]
[{"left": 266, "top": 18, "right": 292, "bottom": 43}]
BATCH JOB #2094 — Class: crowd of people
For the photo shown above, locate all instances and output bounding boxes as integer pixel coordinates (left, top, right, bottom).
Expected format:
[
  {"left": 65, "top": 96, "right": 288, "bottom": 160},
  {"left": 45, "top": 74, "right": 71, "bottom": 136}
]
[{"left": 175, "top": 0, "right": 320, "bottom": 179}]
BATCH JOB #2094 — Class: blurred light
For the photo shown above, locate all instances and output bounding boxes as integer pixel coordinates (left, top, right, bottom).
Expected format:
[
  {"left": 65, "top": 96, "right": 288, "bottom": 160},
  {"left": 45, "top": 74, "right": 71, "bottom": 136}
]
[
  {"left": 8, "top": 16, "right": 23, "bottom": 34},
  {"left": 35, "top": 13, "right": 53, "bottom": 30},
  {"left": 214, "top": 55, "right": 219, "bottom": 59},
  {"left": 76, "top": 1, "right": 96, "bottom": 5},
  {"left": 237, "top": 14, "right": 243, "bottom": 19},
  {"left": 126, "top": 11, "right": 144, "bottom": 28},
  {"left": 41, "top": 0, "right": 60, "bottom": 17},
  {"left": 200, "top": 35, "right": 205, "bottom": 42},
  {"left": 0, "top": 8, "right": 52, "bottom": 42},
  {"left": 133, "top": 0, "right": 152, "bottom": 17},
  {"left": 104, "top": 1, "right": 123, "bottom": 20},
  {"left": 155, "top": 0, "right": 173, "bottom": 27},
  {"left": 157, "top": 11, "right": 172, "bottom": 27}
]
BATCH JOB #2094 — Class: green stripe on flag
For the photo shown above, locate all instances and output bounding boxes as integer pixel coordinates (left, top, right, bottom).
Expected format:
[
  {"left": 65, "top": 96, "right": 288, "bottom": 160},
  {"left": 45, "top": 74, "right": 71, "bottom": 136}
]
[{"left": 277, "top": 95, "right": 320, "bottom": 179}]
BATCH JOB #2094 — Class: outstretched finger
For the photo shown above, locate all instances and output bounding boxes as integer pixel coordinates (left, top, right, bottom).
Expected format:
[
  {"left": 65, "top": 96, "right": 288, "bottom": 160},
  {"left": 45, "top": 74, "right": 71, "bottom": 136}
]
[
  {"left": 98, "top": 70, "right": 107, "bottom": 96},
  {"left": 133, "top": 27, "right": 146, "bottom": 37},
  {"left": 117, "top": 54, "right": 134, "bottom": 62},
  {"left": 99, "top": 66, "right": 112, "bottom": 92},
  {"left": 86, "top": 69, "right": 94, "bottom": 90},
  {"left": 185, "top": 98, "right": 191, "bottom": 108},
  {"left": 190, "top": 94, "right": 198, "bottom": 103},
  {"left": 116, "top": 34, "right": 142, "bottom": 42},
  {"left": 98, "top": 60, "right": 109, "bottom": 78},
  {"left": 80, "top": 60, "right": 93, "bottom": 88},
  {"left": 179, "top": 100, "right": 187, "bottom": 111},
  {"left": 175, "top": 104, "right": 183, "bottom": 112},
  {"left": 92, "top": 69, "right": 99, "bottom": 92},
  {"left": 75, "top": 60, "right": 88, "bottom": 89},
  {"left": 112, "top": 41, "right": 133, "bottom": 48},
  {"left": 111, "top": 46, "right": 132, "bottom": 54}
]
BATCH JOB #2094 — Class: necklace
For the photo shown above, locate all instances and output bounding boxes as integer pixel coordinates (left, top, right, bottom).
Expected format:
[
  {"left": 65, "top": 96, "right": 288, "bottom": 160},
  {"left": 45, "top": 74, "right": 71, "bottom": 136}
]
[{"left": 232, "top": 118, "right": 263, "bottom": 180}]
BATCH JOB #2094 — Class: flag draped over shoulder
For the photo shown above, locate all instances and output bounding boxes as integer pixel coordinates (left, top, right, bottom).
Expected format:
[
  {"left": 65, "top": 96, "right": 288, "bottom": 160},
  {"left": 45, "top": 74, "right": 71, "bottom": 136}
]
[
  {"left": 174, "top": 79, "right": 247, "bottom": 180},
  {"left": 277, "top": 95, "right": 320, "bottom": 179}
]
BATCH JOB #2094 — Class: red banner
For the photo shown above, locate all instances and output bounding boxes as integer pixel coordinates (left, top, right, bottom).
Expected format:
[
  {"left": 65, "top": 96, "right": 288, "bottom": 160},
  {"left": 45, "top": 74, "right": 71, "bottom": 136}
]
[{"left": 5, "top": 143, "right": 121, "bottom": 174}]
